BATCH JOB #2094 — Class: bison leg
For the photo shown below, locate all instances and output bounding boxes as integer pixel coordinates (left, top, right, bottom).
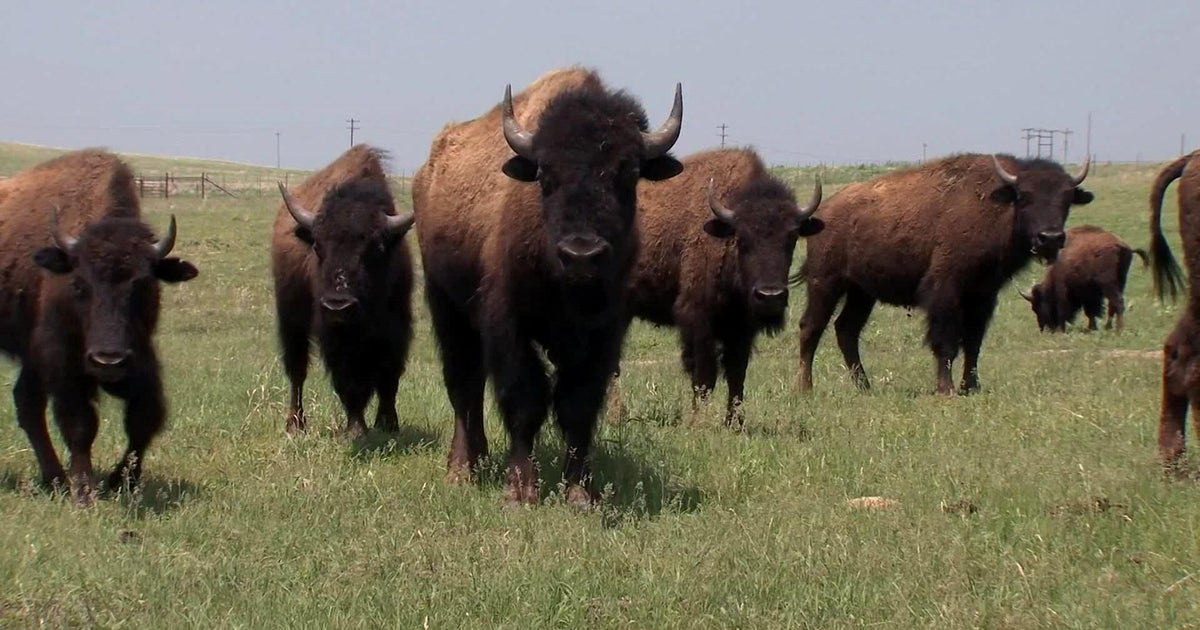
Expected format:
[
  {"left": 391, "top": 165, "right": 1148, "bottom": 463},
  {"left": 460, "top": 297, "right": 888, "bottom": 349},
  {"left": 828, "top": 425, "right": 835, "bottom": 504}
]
[
  {"left": 13, "top": 366, "right": 65, "bottom": 489},
  {"left": 49, "top": 392, "right": 100, "bottom": 507},
  {"left": 427, "top": 283, "right": 488, "bottom": 482},
  {"left": 720, "top": 332, "right": 753, "bottom": 428},
  {"left": 276, "top": 296, "right": 312, "bottom": 434},
  {"left": 1159, "top": 329, "right": 1191, "bottom": 468},
  {"left": 108, "top": 367, "right": 166, "bottom": 493},
  {"left": 372, "top": 358, "right": 402, "bottom": 433},
  {"left": 553, "top": 358, "right": 614, "bottom": 508},
  {"left": 798, "top": 282, "right": 841, "bottom": 392},
  {"left": 958, "top": 296, "right": 996, "bottom": 393},
  {"left": 679, "top": 318, "right": 718, "bottom": 415},
  {"left": 488, "top": 332, "right": 549, "bottom": 507},
  {"left": 834, "top": 287, "right": 875, "bottom": 390},
  {"left": 925, "top": 306, "right": 963, "bottom": 396},
  {"left": 329, "top": 368, "right": 371, "bottom": 439},
  {"left": 1104, "top": 288, "right": 1125, "bottom": 332}
]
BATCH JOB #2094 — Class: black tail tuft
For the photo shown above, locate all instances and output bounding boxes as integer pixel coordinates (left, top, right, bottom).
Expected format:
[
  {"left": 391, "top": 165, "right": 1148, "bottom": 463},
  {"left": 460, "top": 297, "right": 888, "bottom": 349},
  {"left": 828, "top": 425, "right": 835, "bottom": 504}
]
[{"left": 1149, "top": 154, "right": 1191, "bottom": 301}]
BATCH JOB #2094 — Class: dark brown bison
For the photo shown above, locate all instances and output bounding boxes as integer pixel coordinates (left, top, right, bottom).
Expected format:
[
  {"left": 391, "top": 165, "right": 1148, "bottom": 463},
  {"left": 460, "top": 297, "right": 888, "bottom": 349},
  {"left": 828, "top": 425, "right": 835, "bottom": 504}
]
[
  {"left": 413, "top": 67, "right": 683, "bottom": 505},
  {"left": 1019, "top": 225, "right": 1146, "bottom": 332},
  {"left": 628, "top": 148, "right": 822, "bottom": 425},
  {"left": 1147, "top": 151, "right": 1200, "bottom": 466},
  {"left": 797, "top": 153, "right": 1093, "bottom": 395},
  {"left": 271, "top": 145, "right": 414, "bottom": 437},
  {"left": 0, "top": 149, "right": 198, "bottom": 505}
]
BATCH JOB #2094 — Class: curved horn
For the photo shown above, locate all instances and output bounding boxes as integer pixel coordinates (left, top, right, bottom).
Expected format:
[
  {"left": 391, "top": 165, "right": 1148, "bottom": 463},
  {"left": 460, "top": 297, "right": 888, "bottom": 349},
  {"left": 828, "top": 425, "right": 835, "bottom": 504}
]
[
  {"left": 992, "top": 154, "right": 1019, "bottom": 186},
  {"left": 277, "top": 182, "right": 316, "bottom": 229},
  {"left": 796, "top": 176, "right": 823, "bottom": 221},
  {"left": 50, "top": 205, "right": 78, "bottom": 253},
  {"left": 385, "top": 210, "right": 415, "bottom": 236},
  {"left": 1071, "top": 154, "right": 1090, "bottom": 186},
  {"left": 707, "top": 178, "right": 736, "bottom": 224},
  {"left": 1018, "top": 288, "right": 1035, "bottom": 302},
  {"left": 153, "top": 214, "right": 178, "bottom": 259},
  {"left": 642, "top": 83, "right": 683, "bottom": 159},
  {"left": 501, "top": 84, "right": 535, "bottom": 159}
]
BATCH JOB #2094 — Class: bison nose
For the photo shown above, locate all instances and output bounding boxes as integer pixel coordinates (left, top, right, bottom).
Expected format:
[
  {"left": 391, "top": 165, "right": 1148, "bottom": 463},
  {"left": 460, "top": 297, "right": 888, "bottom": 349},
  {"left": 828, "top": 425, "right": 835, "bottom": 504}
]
[
  {"left": 320, "top": 295, "right": 358, "bottom": 312},
  {"left": 1034, "top": 230, "right": 1066, "bottom": 251},
  {"left": 557, "top": 236, "right": 610, "bottom": 265},
  {"left": 753, "top": 286, "right": 789, "bottom": 303},
  {"left": 87, "top": 350, "right": 132, "bottom": 368}
]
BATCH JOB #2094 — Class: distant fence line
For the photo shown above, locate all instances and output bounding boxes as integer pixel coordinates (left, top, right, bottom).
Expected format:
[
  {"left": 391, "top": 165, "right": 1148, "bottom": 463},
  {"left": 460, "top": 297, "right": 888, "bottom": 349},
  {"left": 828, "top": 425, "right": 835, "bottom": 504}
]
[{"left": 130, "top": 171, "right": 413, "bottom": 200}]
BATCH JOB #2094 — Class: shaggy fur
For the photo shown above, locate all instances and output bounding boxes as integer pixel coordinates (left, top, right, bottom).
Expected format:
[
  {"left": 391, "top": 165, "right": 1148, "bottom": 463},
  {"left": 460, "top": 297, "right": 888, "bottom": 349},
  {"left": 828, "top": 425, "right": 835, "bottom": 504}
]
[
  {"left": 796, "top": 153, "right": 1093, "bottom": 395},
  {"left": 1148, "top": 151, "right": 1200, "bottom": 466},
  {"left": 413, "top": 67, "right": 683, "bottom": 505},
  {"left": 629, "top": 148, "right": 822, "bottom": 425},
  {"left": 1023, "top": 225, "right": 1146, "bottom": 332},
  {"left": 0, "top": 149, "right": 198, "bottom": 504},
  {"left": 270, "top": 145, "right": 413, "bottom": 436}
]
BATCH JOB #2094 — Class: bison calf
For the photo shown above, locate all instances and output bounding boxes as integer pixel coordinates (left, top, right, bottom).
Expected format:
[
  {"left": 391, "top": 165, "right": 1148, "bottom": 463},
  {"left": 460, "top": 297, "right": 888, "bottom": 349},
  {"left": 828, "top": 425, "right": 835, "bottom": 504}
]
[
  {"left": 629, "top": 148, "right": 822, "bottom": 425},
  {"left": 1020, "top": 225, "right": 1146, "bottom": 332},
  {"left": 797, "top": 153, "right": 1093, "bottom": 395},
  {"left": 271, "top": 145, "right": 414, "bottom": 437},
  {"left": 1147, "top": 151, "right": 1200, "bottom": 467},
  {"left": 0, "top": 150, "right": 198, "bottom": 505}
]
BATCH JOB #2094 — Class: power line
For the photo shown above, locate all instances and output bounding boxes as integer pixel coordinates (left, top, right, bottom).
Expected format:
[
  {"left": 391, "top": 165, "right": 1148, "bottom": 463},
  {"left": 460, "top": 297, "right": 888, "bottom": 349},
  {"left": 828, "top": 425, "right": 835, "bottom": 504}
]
[{"left": 346, "top": 118, "right": 359, "bottom": 147}]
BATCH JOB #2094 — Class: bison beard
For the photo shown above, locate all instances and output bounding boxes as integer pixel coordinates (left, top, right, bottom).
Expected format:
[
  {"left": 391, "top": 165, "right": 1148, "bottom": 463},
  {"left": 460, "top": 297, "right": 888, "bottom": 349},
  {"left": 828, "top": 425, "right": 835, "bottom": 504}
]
[{"left": 414, "top": 68, "right": 682, "bottom": 507}]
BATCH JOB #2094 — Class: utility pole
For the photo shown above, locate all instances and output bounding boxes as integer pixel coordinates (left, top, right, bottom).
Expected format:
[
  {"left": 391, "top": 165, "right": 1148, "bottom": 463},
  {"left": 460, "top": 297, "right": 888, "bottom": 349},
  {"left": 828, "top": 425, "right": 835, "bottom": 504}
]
[
  {"left": 1061, "top": 129, "right": 1072, "bottom": 164},
  {"left": 346, "top": 118, "right": 359, "bottom": 147},
  {"left": 275, "top": 132, "right": 281, "bottom": 169},
  {"left": 922, "top": 142, "right": 927, "bottom": 163},
  {"left": 717, "top": 123, "right": 728, "bottom": 148}
]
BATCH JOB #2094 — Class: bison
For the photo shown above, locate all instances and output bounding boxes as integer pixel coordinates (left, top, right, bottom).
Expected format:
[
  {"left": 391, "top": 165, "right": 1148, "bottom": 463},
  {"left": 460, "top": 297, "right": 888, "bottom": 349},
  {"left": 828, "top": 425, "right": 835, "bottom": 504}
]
[
  {"left": 797, "top": 153, "right": 1093, "bottom": 395},
  {"left": 1019, "top": 225, "right": 1146, "bottom": 332},
  {"left": 1147, "top": 151, "right": 1199, "bottom": 466},
  {"left": 271, "top": 145, "right": 414, "bottom": 437},
  {"left": 628, "top": 148, "right": 822, "bottom": 425},
  {"left": 413, "top": 67, "right": 683, "bottom": 505},
  {"left": 0, "top": 149, "right": 198, "bottom": 505}
]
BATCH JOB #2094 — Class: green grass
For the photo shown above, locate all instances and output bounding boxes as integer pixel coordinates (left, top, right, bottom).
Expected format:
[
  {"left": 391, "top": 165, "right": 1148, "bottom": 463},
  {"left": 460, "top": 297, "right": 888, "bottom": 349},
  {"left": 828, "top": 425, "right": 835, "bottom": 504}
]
[{"left": 1, "top": 153, "right": 1199, "bottom": 629}]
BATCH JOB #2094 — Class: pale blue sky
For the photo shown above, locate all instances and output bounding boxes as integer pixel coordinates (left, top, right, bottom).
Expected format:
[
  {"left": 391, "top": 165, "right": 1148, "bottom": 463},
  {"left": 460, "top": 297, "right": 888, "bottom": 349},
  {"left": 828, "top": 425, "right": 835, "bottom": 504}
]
[{"left": 1, "top": 1, "right": 1195, "bottom": 171}]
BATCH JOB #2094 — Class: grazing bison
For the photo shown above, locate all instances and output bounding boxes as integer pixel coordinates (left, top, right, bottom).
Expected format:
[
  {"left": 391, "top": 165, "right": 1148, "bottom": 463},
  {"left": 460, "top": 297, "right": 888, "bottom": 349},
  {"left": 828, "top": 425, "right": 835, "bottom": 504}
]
[
  {"left": 1019, "top": 225, "right": 1146, "bottom": 332},
  {"left": 797, "top": 153, "right": 1093, "bottom": 395},
  {"left": 628, "top": 148, "right": 822, "bottom": 425},
  {"left": 271, "top": 145, "right": 414, "bottom": 437},
  {"left": 413, "top": 67, "right": 683, "bottom": 505},
  {"left": 0, "top": 149, "right": 198, "bottom": 505},
  {"left": 1147, "top": 151, "right": 1200, "bottom": 466}
]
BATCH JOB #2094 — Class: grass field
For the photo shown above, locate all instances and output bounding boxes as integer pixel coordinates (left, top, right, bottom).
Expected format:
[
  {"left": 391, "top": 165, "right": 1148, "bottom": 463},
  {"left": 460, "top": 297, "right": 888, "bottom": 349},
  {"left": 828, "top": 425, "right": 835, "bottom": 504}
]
[{"left": 1, "top": 150, "right": 1198, "bottom": 629}]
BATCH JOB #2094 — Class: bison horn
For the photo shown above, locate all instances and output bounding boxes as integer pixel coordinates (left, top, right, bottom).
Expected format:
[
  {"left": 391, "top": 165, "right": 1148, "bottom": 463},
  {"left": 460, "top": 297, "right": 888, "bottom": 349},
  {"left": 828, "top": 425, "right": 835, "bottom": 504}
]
[
  {"left": 1071, "top": 155, "right": 1090, "bottom": 186},
  {"left": 1018, "top": 288, "right": 1035, "bottom": 302},
  {"left": 796, "top": 176, "right": 823, "bottom": 221},
  {"left": 642, "top": 83, "right": 683, "bottom": 159},
  {"left": 385, "top": 211, "right": 415, "bottom": 236},
  {"left": 707, "top": 178, "right": 736, "bottom": 224},
  {"left": 501, "top": 84, "right": 536, "bottom": 160},
  {"left": 277, "top": 182, "right": 316, "bottom": 230},
  {"left": 50, "top": 205, "right": 79, "bottom": 253},
  {"left": 153, "top": 214, "right": 178, "bottom": 259},
  {"left": 992, "top": 155, "right": 1019, "bottom": 186}
]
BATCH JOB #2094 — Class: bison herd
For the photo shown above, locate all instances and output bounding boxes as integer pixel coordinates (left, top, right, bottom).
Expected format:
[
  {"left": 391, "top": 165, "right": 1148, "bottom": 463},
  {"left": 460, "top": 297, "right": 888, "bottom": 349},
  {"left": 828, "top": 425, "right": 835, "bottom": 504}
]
[{"left": 1, "top": 66, "right": 1197, "bottom": 508}]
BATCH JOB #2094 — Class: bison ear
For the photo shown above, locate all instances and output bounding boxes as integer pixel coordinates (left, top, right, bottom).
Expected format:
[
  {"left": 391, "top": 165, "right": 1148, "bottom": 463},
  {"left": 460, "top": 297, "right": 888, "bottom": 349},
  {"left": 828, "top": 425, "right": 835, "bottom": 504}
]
[
  {"left": 640, "top": 156, "right": 683, "bottom": 181},
  {"left": 703, "top": 218, "right": 736, "bottom": 239},
  {"left": 155, "top": 257, "right": 199, "bottom": 283},
  {"left": 33, "top": 247, "right": 72, "bottom": 274},
  {"left": 1073, "top": 188, "right": 1094, "bottom": 205},
  {"left": 502, "top": 157, "right": 538, "bottom": 182},
  {"left": 293, "top": 225, "right": 314, "bottom": 246},
  {"left": 796, "top": 217, "right": 825, "bottom": 237},
  {"left": 989, "top": 186, "right": 1018, "bottom": 204}
]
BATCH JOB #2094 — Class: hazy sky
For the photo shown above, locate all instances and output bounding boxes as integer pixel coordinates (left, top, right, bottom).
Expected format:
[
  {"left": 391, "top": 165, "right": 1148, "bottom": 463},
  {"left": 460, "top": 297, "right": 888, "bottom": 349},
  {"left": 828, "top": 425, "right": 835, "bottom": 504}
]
[{"left": 2, "top": 1, "right": 1195, "bottom": 172}]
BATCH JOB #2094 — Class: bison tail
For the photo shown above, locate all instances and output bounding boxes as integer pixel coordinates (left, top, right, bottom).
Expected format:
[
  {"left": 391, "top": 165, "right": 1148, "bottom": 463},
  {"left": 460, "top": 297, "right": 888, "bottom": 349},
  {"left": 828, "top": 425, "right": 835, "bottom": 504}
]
[
  {"left": 1149, "top": 154, "right": 1189, "bottom": 301},
  {"left": 1132, "top": 248, "right": 1149, "bottom": 268}
]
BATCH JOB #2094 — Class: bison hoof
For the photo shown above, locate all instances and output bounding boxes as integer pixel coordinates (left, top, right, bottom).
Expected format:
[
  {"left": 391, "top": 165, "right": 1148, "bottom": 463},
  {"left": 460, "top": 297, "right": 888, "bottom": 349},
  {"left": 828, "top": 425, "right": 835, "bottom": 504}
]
[
  {"left": 445, "top": 464, "right": 475, "bottom": 485},
  {"left": 285, "top": 414, "right": 306, "bottom": 435},
  {"left": 501, "top": 482, "right": 539, "bottom": 507},
  {"left": 343, "top": 423, "right": 367, "bottom": 440},
  {"left": 564, "top": 484, "right": 597, "bottom": 510}
]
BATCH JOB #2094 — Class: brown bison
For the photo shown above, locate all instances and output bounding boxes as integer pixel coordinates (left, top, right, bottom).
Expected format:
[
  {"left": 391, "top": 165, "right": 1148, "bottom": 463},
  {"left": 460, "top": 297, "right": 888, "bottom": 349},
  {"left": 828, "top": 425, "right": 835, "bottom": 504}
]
[
  {"left": 1147, "top": 151, "right": 1200, "bottom": 466},
  {"left": 1019, "top": 225, "right": 1146, "bottom": 332},
  {"left": 797, "top": 153, "right": 1093, "bottom": 395},
  {"left": 271, "top": 145, "right": 414, "bottom": 437},
  {"left": 0, "top": 149, "right": 198, "bottom": 505},
  {"left": 413, "top": 67, "right": 683, "bottom": 505},
  {"left": 628, "top": 148, "right": 822, "bottom": 425}
]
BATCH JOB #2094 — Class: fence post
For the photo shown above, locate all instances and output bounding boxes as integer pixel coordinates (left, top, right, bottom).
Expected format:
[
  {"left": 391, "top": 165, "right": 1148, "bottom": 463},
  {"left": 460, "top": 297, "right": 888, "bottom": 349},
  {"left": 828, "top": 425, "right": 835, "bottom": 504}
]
[
  {"left": 164, "top": 173, "right": 170, "bottom": 199},
  {"left": 201, "top": 172, "right": 206, "bottom": 199},
  {"left": 138, "top": 176, "right": 145, "bottom": 198}
]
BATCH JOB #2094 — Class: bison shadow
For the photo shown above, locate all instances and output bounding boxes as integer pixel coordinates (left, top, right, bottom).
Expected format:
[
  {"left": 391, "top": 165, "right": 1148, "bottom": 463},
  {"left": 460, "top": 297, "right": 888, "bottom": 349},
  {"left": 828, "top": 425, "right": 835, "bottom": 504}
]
[
  {"left": 349, "top": 424, "right": 440, "bottom": 461},
  {"left": 116, "top": 476, "right": 202, "bottom": 517}
]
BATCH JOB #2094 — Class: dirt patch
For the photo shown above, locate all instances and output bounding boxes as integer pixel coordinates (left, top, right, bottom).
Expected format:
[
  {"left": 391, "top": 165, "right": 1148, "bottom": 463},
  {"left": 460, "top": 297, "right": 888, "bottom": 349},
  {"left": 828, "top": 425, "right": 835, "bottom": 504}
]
[{"left": 848, "top": 496, "right": 900, "bottom": 510}]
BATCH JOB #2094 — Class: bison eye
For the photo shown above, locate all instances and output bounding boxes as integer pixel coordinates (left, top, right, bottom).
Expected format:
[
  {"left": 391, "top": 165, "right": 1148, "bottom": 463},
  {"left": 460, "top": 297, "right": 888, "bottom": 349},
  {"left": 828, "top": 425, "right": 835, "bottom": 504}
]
[
  {"left": 312, "top": 242, "right": 324, "bottom": 258},
  {"left": 71, "top": 279, "right": 89, "bottom": 300}
]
